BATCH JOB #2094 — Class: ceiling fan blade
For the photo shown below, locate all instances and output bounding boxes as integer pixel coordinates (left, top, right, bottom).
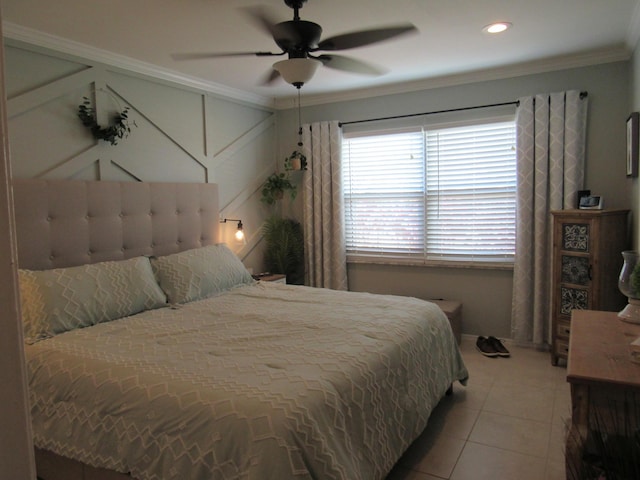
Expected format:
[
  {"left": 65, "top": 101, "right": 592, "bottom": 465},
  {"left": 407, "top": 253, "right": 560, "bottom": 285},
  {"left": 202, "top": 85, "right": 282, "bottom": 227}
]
[
  {"left": 258, "top": 68, "right": 281, "bottom": 86},
  {"left": 316, "top": 23, "right": 417, "bottom": 51},
  {"left": 314, "top": 54, "right": 388, "bottom": 76},
  {"left": 240, "top": 5, "right": 281, "bottom": 39},
  {"left": 172, "top": 51, "right": 283, "bottom": 61}
]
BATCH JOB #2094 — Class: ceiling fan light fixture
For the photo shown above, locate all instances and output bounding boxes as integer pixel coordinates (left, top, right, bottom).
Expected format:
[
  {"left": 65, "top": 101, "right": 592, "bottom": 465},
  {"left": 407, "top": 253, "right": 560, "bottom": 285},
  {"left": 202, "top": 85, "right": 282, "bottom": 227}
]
[
  {"left": 482, "top": 22, "right": 512, "bottom": 34},
  {"left": 273, "top": 58, "right": 322, "bottom": 87}
]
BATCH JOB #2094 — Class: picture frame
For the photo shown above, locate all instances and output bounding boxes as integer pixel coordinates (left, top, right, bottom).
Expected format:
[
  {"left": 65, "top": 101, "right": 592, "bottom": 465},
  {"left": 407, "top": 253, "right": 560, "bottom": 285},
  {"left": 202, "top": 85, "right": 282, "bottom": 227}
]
[
  {"left": 576, "top": 189, "right": 590, "bottom": 209},
  {"left": 579, "top": 195, "right": 603, "bottom": 210},
  {"left": 626, "top": 112, "right": 639, "bottom": 178}
]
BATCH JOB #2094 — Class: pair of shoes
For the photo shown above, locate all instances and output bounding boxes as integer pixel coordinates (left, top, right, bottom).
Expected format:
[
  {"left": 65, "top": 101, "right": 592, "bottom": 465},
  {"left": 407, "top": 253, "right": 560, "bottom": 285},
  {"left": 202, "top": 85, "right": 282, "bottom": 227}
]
[
  {"left": 476, "top": 336, "right": 498, "bottom": 357},
  {"left": 476, "top": 336, "right": 510, "bottom": 357},
  {"left": 487, "top": 336, "right": 510, "bottom": 357}
]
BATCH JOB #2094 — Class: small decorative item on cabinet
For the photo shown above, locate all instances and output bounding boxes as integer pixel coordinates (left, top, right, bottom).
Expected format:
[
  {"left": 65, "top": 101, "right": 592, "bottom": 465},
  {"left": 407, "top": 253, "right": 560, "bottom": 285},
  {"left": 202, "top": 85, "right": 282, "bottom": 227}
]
[
  {"left": 618, "top": 250, "right": 640, "bottom": 324},
  {"left": 578, "top": 195, "right": 603, "bottom": 210}
]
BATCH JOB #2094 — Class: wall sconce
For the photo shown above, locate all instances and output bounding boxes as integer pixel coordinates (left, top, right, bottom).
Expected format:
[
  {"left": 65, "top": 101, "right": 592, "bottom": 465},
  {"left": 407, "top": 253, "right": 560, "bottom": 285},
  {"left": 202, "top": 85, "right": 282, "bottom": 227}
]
[{"left": 220, "top": 218, "right": 245, "bottom": 243}]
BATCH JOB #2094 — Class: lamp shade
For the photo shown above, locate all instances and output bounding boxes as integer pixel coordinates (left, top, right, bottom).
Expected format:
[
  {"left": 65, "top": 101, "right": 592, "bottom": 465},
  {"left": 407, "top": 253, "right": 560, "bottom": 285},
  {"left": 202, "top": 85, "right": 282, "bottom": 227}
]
[{"left": 273, "top": 58, "right": 321, "bottom": 87}]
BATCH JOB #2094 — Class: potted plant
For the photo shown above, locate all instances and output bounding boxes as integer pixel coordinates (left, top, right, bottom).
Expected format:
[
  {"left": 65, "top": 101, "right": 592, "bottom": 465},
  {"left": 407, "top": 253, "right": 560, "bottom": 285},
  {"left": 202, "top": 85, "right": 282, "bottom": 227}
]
[
  {"left": 261, "top": 173, "right": 297, "bottom": 205},
  {"left": 260, "top": 168, "right": 305, "bottom": 284},
  {"left": 262, "top": 216, "right": 304, "bottom": 285},
  {"left": 284, "top": 150, "right": 307, "bottom": 171}
]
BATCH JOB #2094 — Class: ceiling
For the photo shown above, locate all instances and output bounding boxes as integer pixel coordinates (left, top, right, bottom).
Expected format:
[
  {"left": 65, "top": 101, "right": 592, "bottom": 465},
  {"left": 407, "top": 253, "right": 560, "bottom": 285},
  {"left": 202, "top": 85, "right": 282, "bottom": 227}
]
[{"left": 2, "top": 0, "right": 640, "bottom": 108}]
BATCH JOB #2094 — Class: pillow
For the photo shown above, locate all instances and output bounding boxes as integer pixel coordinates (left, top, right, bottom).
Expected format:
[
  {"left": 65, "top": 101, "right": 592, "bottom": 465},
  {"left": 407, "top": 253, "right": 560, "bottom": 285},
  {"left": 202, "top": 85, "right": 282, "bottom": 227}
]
[
  {"left": 19, "top": 256, "right": 167, "bottom": 344},
  {"left": 150, "top": 244, "right": 254, "bottom": 304}
]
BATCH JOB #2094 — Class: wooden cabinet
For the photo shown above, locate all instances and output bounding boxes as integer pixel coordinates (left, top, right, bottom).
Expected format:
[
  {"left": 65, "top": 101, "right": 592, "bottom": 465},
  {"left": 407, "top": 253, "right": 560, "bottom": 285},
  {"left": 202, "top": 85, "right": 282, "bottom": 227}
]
[
  {"left": 550, "top": 209, "right": 629, "bottom": 365},
  {"left": 566, "top": 310, "right": 640, "bottom": 479}
]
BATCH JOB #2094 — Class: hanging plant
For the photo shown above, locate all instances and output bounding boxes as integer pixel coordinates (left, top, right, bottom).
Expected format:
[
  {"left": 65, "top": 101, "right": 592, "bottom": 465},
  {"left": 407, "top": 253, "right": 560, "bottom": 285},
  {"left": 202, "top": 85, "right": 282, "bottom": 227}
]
[
  {"left": 77, "top": 96, "right": 136, "bottom": 146},
  {"left": 261, "top": 173, "right": 297, "bottom": 205},
  {"left": 284, "top": 150, "right": 307, "bottom": 171}
]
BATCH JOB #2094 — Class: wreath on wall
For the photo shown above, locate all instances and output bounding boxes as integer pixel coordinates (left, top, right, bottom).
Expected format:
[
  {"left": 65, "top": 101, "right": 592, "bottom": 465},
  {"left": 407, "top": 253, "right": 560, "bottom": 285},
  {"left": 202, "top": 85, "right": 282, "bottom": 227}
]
[{"left": 77, "top": 96, "right": 136, "bottom": 146}]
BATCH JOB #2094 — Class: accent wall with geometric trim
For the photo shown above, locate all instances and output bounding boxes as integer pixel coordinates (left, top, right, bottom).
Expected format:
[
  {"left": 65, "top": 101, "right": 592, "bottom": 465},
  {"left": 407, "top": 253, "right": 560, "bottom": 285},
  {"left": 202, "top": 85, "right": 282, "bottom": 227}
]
[{"left": 5, "top": 39, "right": 276, "bottom": 269}]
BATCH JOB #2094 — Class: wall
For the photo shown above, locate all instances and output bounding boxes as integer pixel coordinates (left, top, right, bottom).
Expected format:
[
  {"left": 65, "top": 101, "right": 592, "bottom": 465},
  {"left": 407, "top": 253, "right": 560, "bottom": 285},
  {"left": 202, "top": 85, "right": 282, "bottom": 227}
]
[
  {"left": 4, "top": 39, "right": 635, "bottom": 340},
  {"left": 5, "top": 39, "right": 278, "bottom": 272},
  {"left": 2, "top": 29, "right": 636, "bottom": 479},
  {"left": 2, "top": 37, "right": 286, "bottom": 478},
  {"left": 277, "top": 62, "right": 632, "bottom": 338},
  {"left": 631, "top": 38, "right": 640, "bottom": 250},
  {"left": 0, "top": 21, "right": 37, "bottom": 479}
]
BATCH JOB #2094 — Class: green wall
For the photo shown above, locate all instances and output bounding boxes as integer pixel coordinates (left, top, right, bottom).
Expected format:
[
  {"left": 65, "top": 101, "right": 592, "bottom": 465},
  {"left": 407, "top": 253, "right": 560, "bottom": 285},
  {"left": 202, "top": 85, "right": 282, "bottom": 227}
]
[
  {"left": 6, "top": 35, "right": 634, "bottom": 339},
  {"left": 278, "top": 61, "right": 632, "bottom": 339}
]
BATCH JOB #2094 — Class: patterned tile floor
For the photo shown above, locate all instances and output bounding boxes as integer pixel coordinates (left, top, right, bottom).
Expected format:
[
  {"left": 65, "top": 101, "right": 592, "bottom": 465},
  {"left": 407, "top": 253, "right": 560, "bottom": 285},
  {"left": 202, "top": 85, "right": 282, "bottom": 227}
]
[{"left": 386, "top": 336, "right": 569, "bottom": 480}]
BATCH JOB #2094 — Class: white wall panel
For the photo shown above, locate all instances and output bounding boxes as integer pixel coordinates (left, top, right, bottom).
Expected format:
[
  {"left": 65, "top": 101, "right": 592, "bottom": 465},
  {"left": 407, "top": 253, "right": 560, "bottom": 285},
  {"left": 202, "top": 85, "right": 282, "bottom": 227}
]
[
  {"left": 5, "top": 40, "right": 276, "bottom": 270},
  {"left": 4, "top": 46, "right": 87, "bottom": 98},
  {"left": 208, "top": 96, "right": 272, "bottom": 156},
  {"left": 9, "top": 90, "right": 95, "bottom": 177},
  {"left": 108, "top": 72, "right": 207, "bottom": 157}
]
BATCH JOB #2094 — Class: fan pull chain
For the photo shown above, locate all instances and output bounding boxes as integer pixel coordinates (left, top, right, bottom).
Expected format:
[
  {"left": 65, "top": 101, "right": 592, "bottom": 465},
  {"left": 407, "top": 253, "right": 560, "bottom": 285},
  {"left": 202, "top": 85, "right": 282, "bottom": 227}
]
[{"left": 297, "top": 88, "right": 303, "bottom": 147}]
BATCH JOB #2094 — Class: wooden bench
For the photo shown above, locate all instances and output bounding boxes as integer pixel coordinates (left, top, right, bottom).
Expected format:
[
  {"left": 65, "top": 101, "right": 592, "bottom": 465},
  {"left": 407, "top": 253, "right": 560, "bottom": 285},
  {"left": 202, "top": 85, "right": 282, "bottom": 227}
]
[{"left": 429, "top": 299, "right": 462, "bottom": 345}]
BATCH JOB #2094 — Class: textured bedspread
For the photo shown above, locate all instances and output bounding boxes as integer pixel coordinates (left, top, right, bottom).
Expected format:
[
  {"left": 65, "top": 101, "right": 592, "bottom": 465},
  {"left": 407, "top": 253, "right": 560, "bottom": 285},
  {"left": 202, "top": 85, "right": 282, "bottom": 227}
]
[{"left": 27, "top": 283, "right": 468, "bottom": 480}]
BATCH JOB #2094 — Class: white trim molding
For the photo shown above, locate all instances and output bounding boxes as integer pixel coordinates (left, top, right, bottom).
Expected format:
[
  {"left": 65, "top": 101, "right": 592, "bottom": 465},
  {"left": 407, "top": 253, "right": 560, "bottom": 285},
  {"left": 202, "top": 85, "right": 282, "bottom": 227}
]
[
  {"left": 275, "top": 45, "right": 632, "bottom": 109},
  {"left": 3, "top": 21, "right": 633, "bottom": 111},
  {"left": 3, "top": 22, "right": 275, "bottom": 109}
]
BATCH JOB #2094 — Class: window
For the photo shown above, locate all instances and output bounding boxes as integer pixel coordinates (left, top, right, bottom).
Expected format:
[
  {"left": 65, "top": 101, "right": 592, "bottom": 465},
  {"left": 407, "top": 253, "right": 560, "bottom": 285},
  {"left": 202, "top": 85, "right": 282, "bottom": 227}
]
[{"left": 342, "top": 119, "right": 516, "bottom": 265}]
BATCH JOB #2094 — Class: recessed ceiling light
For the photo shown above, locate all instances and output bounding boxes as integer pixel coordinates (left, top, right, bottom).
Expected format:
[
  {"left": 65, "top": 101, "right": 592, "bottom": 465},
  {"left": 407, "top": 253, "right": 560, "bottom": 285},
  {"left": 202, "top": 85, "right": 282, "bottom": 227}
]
[{"left": 483, "top": 22, "right": 512, "bottom": 34}]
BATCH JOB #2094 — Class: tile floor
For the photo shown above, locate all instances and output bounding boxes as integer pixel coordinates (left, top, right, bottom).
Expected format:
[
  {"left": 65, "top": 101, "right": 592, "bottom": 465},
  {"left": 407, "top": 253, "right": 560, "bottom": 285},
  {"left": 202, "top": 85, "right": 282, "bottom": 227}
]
[{"left": 386, "top": 336, "right": 570, "bottom": 480}]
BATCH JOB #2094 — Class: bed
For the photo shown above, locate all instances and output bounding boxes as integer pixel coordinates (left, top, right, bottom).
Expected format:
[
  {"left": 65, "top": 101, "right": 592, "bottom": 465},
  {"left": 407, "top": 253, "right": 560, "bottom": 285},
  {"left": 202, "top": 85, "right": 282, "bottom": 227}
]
[{"left": 13, "top": 179, "right": 468, "bottom": 480}]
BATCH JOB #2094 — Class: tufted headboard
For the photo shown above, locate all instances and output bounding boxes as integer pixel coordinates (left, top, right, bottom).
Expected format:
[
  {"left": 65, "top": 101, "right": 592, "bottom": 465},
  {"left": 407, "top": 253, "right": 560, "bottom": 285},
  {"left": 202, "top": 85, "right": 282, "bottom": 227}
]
[{"left": 12, "top": 179, "right": 219, "bottom": 271}]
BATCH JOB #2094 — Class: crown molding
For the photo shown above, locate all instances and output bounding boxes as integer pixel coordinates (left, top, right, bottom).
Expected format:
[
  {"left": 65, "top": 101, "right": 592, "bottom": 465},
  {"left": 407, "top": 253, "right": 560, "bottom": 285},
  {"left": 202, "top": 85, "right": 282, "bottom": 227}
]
[
  {"left": 2, "top": 22, "right": 275, "bottom": 109},
  {"left": 4, "top": 21, "right": 632, "bottom": 112},
  {"left": 274, "top": 46, "right": 632, "bottom": 109}
]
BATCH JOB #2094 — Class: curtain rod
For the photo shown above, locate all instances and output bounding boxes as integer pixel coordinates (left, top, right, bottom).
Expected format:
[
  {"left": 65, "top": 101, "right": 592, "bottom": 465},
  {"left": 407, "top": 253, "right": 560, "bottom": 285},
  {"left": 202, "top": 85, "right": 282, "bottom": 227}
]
[
  {"left": 338, "top": 91, "right": 588, "bottom": 128},
  {"left": 338, "top": 101, "right": 519, "bottom": 127}
]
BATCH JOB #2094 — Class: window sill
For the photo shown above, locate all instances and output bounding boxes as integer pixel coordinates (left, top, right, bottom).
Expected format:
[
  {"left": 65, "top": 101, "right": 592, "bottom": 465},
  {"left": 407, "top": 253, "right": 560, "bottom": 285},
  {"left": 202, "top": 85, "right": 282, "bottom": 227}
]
[{"left": 346, "top": 255, "right": 514, "bottom": 271}]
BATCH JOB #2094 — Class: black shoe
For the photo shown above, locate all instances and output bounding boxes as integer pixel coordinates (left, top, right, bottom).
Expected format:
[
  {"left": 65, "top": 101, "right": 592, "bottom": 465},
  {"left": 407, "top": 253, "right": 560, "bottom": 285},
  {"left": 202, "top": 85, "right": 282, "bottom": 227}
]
[
  {"left": 476, "top": 336, "right": 499, "bottom": 357},
  {"left": 487, "top": 336, "right": 510, "bottom": 357}
]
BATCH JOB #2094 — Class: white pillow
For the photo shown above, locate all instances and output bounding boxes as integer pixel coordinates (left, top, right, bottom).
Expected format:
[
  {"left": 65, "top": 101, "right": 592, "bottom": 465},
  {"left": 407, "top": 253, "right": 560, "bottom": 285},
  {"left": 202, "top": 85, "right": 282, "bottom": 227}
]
[
  {"left": 19, "top": 256, "right": 167, "bottom": 344},
  {"left": 150, "top": 244, "right": 254, "bottom": 304}
]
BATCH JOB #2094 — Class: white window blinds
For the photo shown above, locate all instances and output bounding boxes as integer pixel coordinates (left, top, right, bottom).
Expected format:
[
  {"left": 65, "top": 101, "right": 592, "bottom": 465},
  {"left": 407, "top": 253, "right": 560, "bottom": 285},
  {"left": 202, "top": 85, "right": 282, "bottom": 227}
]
[
  {"left": 343, "top": 130, "right": 425, "bottom": 257},
  {"left": 342, "top": 119, "right": 516, "bottom": 264}
]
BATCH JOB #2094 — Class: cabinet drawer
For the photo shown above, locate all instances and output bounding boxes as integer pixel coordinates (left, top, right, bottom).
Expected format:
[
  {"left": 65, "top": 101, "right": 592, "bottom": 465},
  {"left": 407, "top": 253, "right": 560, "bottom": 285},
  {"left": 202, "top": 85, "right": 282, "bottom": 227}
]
[
  {"left": 555, "top": 338, "right": 569, "bottom": 358},
  {"left": 556, "top": 318, "right": 571, "bottom": 339}
]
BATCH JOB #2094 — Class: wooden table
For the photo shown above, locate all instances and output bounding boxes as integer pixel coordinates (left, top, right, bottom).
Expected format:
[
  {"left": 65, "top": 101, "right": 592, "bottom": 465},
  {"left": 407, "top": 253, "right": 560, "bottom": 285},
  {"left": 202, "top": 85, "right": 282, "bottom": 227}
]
[
  {"left": 255, "top": 273, "right": 286, "bottom": 284},
  {"left": 566, "top": 309, "right": 640, "bottom": 479}
]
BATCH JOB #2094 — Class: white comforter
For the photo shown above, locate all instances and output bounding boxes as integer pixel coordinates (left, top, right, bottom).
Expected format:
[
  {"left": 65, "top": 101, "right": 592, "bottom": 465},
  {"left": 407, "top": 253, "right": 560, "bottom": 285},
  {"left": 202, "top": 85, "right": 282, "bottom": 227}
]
[{"left": 27, "top": 282, "right": 468, "bottom": 480}]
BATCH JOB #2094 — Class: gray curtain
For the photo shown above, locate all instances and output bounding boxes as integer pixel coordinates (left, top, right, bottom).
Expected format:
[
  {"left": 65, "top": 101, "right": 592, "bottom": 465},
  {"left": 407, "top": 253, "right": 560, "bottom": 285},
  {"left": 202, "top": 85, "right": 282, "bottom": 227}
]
[
  {"left": 301, "top": 121, "right": 348, "bottom": 290},
  {"left": 511, "top": 90, "right": 588, "bottom": 346}
]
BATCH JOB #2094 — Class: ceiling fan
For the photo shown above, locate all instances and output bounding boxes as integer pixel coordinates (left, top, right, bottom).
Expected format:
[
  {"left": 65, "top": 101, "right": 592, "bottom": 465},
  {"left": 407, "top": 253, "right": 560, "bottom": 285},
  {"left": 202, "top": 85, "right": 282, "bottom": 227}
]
[{"left": 172, "top": 0, "right": 417, "bottom": 89}]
